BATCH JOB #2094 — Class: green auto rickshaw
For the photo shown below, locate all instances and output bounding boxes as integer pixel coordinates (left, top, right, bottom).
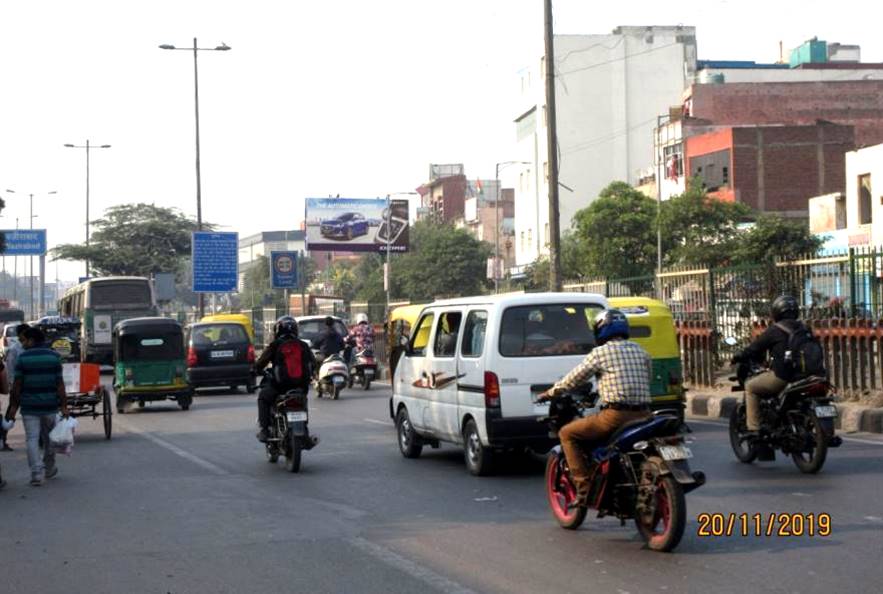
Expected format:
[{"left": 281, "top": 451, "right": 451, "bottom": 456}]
[{"left": 113, "top": 317, "right": 194, "bottom": 413}]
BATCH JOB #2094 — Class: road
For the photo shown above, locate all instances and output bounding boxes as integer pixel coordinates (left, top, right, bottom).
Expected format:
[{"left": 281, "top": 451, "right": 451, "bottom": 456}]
[{"left": 1, "top": 382, "right": 881, "bottom": 594}]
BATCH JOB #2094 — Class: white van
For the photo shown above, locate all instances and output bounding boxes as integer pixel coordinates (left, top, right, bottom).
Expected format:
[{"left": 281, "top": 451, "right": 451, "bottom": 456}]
[{"left": 392, "top": 292, "right": 607, "bottom": 475}]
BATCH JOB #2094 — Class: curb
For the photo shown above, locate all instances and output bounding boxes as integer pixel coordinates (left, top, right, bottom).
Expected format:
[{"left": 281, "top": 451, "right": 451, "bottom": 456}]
[{"left": 685, "top": 392, "right": 883, "bottom": 434}]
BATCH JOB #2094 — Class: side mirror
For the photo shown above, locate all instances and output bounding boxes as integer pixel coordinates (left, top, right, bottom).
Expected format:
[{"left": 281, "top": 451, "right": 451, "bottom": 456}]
[{"left": 723, "top": 336, "right": 738, "bottom": 347}]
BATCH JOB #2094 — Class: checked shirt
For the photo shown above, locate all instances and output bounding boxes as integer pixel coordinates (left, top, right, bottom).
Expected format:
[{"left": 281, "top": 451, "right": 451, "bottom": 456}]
[{"left": 549, "top": 339, "right": 652, "bottom": 406}]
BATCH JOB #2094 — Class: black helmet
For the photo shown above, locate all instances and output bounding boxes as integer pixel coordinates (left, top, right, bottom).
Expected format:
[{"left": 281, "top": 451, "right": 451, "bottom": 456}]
[
  {"left": 274, "top": 316, "right": 298, "bottom": 339},
  {"left": 593, "top": 309, "right": 630, "bottom": 346},
  {"left": 771, "top": 295, "right": 799, "bottom": 322}
]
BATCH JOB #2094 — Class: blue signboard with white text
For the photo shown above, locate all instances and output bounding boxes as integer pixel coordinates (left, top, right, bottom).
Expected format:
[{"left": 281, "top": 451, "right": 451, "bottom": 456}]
[
  {"left": 270, "top": 251, "right": 298, "bottom": 289},
  {"left": 192, "top": 231, "right": 239, "bottom": 293},
  {"left": 2, "top": 229, "right": 47, "bottom": 255}
]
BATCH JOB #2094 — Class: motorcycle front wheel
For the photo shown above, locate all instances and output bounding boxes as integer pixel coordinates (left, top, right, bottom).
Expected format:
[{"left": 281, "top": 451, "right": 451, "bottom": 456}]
[
  {"left": 634, "top": 472, "right": 686, "bottom": 552},
  {"left": 544, "top": 452, "right": 587, "bottom": 530},
  {"left": 791, "top": 413, "right": 829, "bottom": 474},
  {"left": 729, "top": 403, "right": 758, "bottom": 463},
  {"left": 285, "top": 433, "right": 302, "bottom": 473}
]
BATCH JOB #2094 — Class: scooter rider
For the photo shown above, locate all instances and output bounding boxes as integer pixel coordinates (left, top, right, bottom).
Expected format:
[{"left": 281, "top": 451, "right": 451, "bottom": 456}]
[
  {"left": 345, "top": 313, "right": 375, "bottom": 363},
  {"left": 537, "top": 309, "right": 652, "bottom": 505},
  {"left": 732, "top": 294, "right": 801, "bottom": 435},
  {"left": 312, "top": 316, "right": 345, "bottom": 367},
  {"left": 255, "top": 316, "right": 315, "bottom": 443}
]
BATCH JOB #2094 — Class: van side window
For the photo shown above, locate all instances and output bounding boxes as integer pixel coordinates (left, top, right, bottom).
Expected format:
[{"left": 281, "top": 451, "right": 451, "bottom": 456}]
[
  {"left": 433, "top": 311, "right": 462, "bottom": 358},
  {"left": 460, "top": 310, "right": 488, "bottom": 358},
  {"left": 410, "top": 313, "right": 435, "bottom": 357}
]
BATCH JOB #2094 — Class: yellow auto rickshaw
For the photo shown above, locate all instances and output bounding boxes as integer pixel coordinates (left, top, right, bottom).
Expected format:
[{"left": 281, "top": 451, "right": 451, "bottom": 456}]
[
  {"left": 608, "top": 297, "right": 685, "bottom": 419},
  {"left": 385, "top": 304, "right": 427, "bottom": 418}
]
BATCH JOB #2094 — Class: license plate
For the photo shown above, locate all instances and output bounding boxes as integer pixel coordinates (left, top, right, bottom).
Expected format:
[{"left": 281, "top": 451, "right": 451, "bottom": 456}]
[
  {"left": 658, "top": 445, "right": 693, "bottom": 461},
  {"left": 364, "top": 370, "right": 375, "bottom": 377},
  {"left": 286, "top": 411, "right": 308, "bottom": 423},
  {"left": 332, "top": 376, "right": 345, "bottom": 385},
  {"left": 814, "top": 405, "right": 837, "bottom": 418},
  {"left": 211, "top": 350, "right": 234, "bottom": 358}
]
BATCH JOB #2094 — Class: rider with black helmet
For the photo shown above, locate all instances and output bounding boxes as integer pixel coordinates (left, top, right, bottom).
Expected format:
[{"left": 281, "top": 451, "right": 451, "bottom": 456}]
[
  {"left": 538, "top": 309, "right": 653, "bottom": 505},
  {"left": 254, "top": 316, "right": 316, "bottom": 442},
  {"left": 732, "top": 294, "right": 802, "bottom": 434}
]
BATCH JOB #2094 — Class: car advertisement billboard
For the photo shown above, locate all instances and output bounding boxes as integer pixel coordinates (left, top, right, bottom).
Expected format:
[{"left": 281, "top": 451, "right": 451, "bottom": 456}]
[{"left": 305, "top": 197, "right": 409, "bottom": 252}]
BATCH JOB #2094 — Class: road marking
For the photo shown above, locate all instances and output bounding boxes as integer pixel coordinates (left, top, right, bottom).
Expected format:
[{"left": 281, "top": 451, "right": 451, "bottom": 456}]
[
  {"left": 364, "top": 418, "right": 391, "bottom": 426},
  {"left": 687, "top": 417, "right": 883, "bottom": 446},
  {"left": 117, "top": 419, "right": 229, "bottom": 476},
  {"left": 347, "top": 536, "right": 477, "bottom": 594}
]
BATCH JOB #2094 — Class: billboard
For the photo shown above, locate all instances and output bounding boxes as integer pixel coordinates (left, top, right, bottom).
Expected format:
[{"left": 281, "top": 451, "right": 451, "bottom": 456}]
[
  {"left": 305, "top": 197, "right": 409, "bottom": 252},
  {"left": 192, "top": 231, "right": 239, "bottom": 293},
  {"left": 2, "top": 229, "right": 47, "bottom": 255},
  {"left": 270, "top": 251, "right": 298, "bottom": 289}
]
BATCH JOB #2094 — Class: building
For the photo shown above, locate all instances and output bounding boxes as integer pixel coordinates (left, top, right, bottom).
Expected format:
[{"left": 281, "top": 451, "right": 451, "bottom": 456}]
[
  {"left": 457, "top": 184, "right": 515, "bottom": 272},
  {"left": 238, "top": 230, "right": 306, "bottom": 290},
  {"left": 512, "top": 25, "right": 698, "bottom": 269},
  {"left": 417, "top": 164, "right": 468, "bottom": 223}
]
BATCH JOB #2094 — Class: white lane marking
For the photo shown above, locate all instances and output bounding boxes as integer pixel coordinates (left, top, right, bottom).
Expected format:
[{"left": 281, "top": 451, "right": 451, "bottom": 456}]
[
  {"left": 347, "top": 536, "right": 477, "bottom": 594},
  {"left": 364, "top": 418, "right": 391, "bottom": 426},
  {"left": 117, "top": 419, "right": 229, "bottom": 476},
  {"left": 687, "top": 417, "right": 883, "bottom": 446}
]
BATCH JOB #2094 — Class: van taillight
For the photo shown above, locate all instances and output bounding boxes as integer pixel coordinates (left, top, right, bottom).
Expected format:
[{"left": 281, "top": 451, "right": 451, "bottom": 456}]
[
  {"left": 484, "top": 371, "right": 501, "bottom": 408},
  {"left": 186, "top": 347, "right": 198, "bottom": 368},
  {"left": 247, "top": 344, "right": 255, "bottom": 363}
]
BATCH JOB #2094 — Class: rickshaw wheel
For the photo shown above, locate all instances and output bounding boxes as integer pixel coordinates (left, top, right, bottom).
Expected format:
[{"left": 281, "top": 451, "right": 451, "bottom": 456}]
[{"left": 101, "top": 387, "right": 112, "bottom": 439}]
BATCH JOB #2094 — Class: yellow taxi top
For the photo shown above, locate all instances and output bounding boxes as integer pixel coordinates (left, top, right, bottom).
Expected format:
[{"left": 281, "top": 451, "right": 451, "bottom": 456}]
[{"left": 608, "top": 297, "right": 679, "bottom": 358}]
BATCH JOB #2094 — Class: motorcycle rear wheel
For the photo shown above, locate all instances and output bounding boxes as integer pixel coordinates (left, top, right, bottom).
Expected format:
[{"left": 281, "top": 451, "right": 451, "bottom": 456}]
[
  {"left": 285, "top": 434, "right": 302, "bottom": 473},
  {"left": 729, "top": 403, "right": 758, "bottom": 463},
  {"left": 791, "top": 413, "right": 828, "bottom": 474},
  {"left": 635, "top": 472, "right": 686, "bottom": 552},
  {"left": 544, "top": 453, "right": 587, "bottom": 530},
  {"left": 332, "top": 385, "right": 342, "bottom": 400}
]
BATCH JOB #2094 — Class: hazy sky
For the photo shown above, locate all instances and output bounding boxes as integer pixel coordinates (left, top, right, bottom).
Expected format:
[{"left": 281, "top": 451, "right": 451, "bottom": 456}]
[{"left": 1, "top": 0, "right": 878, "bottom": 283}]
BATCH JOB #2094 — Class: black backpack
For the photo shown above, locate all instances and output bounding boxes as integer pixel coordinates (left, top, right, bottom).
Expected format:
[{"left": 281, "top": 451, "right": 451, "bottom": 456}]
[{"left": 775, "top": 322, "right": 826, "bottom": 380}]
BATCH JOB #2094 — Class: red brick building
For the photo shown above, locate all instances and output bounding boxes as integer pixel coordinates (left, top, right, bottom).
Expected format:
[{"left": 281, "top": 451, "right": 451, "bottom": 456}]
[{"left": 684, "top": 122, "right": 854, "bottom": 216}]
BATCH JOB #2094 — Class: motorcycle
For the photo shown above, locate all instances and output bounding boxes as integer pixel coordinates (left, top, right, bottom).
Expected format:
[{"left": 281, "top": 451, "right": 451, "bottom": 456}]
[
  {"left": 348, "top": 346, "right": 377, "bottom": 390},
  {"left": 542, "top": 388, "right": 705, "bottom": 552},
  {"left": 313, "top": 351, "right": 349, "bottom": 400},
  {"left": 262, "top": 372, "right": 318, "bottom": 473},
  {"left": 728, "top": 359, "right": 842, "bottom": 474}
]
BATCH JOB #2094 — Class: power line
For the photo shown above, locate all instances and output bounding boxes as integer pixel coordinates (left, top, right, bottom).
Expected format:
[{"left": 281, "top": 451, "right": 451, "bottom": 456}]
[
  {"left": 557, "top": 41, "right": 681, "bottom": 77},
  {"left": 556, "top": 36, "right": 625, "bottom": 65}
]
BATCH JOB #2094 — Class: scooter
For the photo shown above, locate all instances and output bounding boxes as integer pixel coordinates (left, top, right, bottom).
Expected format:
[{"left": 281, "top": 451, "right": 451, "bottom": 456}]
[
  {"left": 349, "top": 347, "right": 377, "bottom": 390},
  {"left": 313, "top": 351, "right": 349, "bottom": 400}
]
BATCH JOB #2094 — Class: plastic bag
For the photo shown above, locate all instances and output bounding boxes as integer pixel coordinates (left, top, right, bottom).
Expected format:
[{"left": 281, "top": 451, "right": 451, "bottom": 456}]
[
  {"left": 0, "top": 417, "right": 14, "bottom": 432},
  {"left": 49, "top": 416, "right": 78, "bottom": 454}
]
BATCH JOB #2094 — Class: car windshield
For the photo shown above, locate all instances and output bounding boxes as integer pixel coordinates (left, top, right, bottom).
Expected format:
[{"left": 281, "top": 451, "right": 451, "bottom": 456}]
[
  {"left": 121, "top": 333, "right": 184, "bottom": 360},
  {"left": 191, "top": 324, "right": 248, "bottom": 346},
  {"left": 499, "top": 304, "right": 603, "bottom": 357},
  {"left": 298, "top": 319, "right": 348, "bottom": 344}
]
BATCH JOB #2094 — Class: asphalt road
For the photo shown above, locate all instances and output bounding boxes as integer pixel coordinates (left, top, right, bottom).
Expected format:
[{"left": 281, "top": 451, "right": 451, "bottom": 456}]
[{"left": 1, "top": 382, "right": 882, "bottom": 594}]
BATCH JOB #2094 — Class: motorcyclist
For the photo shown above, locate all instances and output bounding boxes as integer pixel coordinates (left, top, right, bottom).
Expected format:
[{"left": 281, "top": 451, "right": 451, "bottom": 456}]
[
  {"left": 254, "top": 316, "right": 315, "bottom": 443},
  {"left": 732, "top": 294, "right": 802, "bottom": 435},
  {"left": 312, "top": 316, "right": 345, "bottom": 366},
  {"left": 537, "top": 309, "right": 652, "bottom": 505},
  {"left": 345, "top": 313, "right": 375, "bottom": 364}
]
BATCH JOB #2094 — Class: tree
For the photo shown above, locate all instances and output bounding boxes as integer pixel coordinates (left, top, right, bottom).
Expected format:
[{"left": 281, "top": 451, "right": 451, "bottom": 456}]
[
  {"left": 52, "top": 203, "right": 204, "bottom": 277},
  {"left": 353, "top": 253, "right": 385, "bottom": 303},
  {"left": 240, "top": 254, "right": 316, "bottom": 309},
  {"left": 732, "top": 215, "right": 823, "bottom": 265}
]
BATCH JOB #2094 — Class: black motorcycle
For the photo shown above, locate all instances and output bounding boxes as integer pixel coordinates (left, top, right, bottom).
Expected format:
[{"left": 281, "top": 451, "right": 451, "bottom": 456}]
[
  {"left": 542, "top": 389, "right": 705, "bottom": 552},
  {"left": 262, "top": 373, "right": 318, "bottom": 473},
  {"left": 728, "top": 362, "right": 842, "bottom": 473}
]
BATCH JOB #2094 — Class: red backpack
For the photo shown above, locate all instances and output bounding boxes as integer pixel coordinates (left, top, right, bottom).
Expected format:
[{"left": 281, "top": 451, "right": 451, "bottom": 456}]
[{"left": 273, "top": 339, "right": 305, "bottom": 387}]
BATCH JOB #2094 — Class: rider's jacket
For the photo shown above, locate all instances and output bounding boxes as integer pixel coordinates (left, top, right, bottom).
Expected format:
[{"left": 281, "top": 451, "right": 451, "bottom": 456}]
[{"left": 739, "top": 319, "right": 800, "bottom": 381}]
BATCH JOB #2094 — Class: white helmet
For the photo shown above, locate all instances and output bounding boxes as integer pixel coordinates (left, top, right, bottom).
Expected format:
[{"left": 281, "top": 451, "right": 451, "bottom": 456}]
[{"left": 354, "top": 313, "right": 369, "bottom": 325}]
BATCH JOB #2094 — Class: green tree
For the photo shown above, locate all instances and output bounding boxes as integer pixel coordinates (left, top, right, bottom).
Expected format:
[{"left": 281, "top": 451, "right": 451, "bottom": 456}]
[
  {"left": 52, "top": 203, "right": 205, "bottom": 276},
  {"left": 732, "top": 214, "right": 823, "bottom": 264},
  {"left": 353, "top": 253, "right": 385, "bottom": 303},
  {"left": 240, "top": 254, "right": 316, "bottom": 309}
]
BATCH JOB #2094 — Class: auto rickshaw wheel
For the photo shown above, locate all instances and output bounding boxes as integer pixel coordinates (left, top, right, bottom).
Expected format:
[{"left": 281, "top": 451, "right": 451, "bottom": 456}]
[
  {"left": 116, "top": 392, "right": 127, "bottom": 414},
  {"left": 138, "top": 400, "right": 146, "bottom": 409}
]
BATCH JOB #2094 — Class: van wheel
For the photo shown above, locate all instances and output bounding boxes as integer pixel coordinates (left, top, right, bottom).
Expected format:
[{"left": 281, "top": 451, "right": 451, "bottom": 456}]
[
  {"left": 396, "top": 407, "right": 423, "bottom": 458},
  {"left": 463, "top": 419, "right": 494, "bottom": 476}
]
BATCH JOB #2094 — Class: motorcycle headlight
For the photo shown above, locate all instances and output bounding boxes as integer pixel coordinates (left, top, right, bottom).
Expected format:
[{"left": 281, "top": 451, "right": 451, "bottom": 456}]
[{"left": 633, "top": 440, "right": 649, "bottom": 451}]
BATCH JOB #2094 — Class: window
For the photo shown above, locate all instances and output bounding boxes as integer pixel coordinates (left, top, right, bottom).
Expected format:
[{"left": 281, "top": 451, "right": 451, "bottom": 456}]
[
  {"left": 662, "top": 144, "right": 684, "bottom": 179},
  {"left": 544, "top": 223, "right": 550, "bottom": 246},
  {"left": 520, "top": 231, "right": 525, "bottom": 252},
  {"left": 409, "top": 313, "right": 435, "bottom": 357},
  {"left": 629, "top": 326, "right": 652, "bottom": 339},
  {"left": 433, "top": 311, "right": 462, "bottom": 358},
  {"left": 690, "top": 149, "right": 731, "bottom": 190},
  {"left": 461, "top": 311, "right": 488, "bottom": 358},
  {"left": 527, "top": 228, "right": 533, "bottom": 247},
  {"left": 859, "top": 174, "right": 872, "bottom": 225},
  {"left": 499, "top": 303, "right": 604, "bottom": 357},
  {"left": 121, "top": 333, "right": 183, "bottom": 360},
  {"left": 90, "top": 281, "right": 152, "bottom": 310}
]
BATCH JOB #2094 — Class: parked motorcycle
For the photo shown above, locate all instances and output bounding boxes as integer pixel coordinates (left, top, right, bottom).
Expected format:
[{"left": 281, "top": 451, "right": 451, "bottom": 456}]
[
  {"left": 262, "top": 373, "right": 318, "bottom": 473},
  {"left": 728, "top": 359, "right": 842, "bottom": 474},
  {"left": 313, "top": 351, "right": 349, "bottom": 400},
  {"left": 541, "top": 388, "right": 704, "bottom": 552},
  {"left": 348, "top": 347, "right": 377, "bottom": 390}
]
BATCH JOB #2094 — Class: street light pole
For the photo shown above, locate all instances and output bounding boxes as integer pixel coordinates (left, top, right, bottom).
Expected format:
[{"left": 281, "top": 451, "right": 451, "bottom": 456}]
[
  {"left": 64, "top": 141, "right": 111, "bottom": 278},
  {"left": 494, "top": 162, "right": 530, "bottom": 294},
  {"left": 6, "top": 189, "right": 56, "bottom": 318},
  {"left": 160, "top": 39, "right": 231, "bottom": 319}
]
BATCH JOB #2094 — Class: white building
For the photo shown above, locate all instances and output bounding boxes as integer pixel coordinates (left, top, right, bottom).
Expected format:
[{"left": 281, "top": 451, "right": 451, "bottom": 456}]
[
  {"left": 511, "top": 26, "right": 698, "bottom": 271},
  {"left": 845, "top": 144, "right": 883, "bottom": 246}
]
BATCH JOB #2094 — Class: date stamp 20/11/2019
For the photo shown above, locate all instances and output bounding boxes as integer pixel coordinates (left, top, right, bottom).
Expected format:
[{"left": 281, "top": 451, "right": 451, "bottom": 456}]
[{"left": 697, "top": 513, "right": 832, "bottom": 537}]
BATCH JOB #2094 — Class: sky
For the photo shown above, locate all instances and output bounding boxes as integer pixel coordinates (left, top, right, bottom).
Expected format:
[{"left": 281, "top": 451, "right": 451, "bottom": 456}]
[{"left": 1, "top": 0, "right": 879, "bottom": 284}]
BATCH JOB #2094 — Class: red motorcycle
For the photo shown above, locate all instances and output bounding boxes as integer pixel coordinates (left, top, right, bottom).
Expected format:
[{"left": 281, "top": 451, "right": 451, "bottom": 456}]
[{"left": 348, "top": 345, "right": 377, "bottom": 390}]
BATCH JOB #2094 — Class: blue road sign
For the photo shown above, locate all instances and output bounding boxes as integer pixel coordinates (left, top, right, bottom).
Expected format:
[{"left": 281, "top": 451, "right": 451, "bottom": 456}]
[
  {"left": 192, "top": 231, "right": 239, "bottom": 293},
  {"left": 2, "top": 229, "right": 47, "bottom": 255},
  {"left": 270, "top": 251, "right": 298, "bottom": 289}
]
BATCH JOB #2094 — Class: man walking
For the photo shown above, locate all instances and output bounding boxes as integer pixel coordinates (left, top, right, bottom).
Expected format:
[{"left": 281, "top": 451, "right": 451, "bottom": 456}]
[
  {"left": 1, "top": 323, "right": 27, "bottom": 452},
  {"left": 4, "top": 326, "right": 68, "bottom": 486}
]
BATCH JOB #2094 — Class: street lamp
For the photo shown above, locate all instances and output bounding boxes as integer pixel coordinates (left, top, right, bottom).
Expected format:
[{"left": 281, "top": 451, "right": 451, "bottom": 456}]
[
  {"left": 384, "top": 192, "right": 419, "bottom": 316},
  {"left": 494, "top": 162, "right": 530, "bottom": 294},
  {"left": 64, "top": 141, "right": 111, "bottom": 278},
  {"left": 160, "top": 38, "right": 231, "bottom": 318},
  {"left": 5, "top": 189, "right": 57, "bottom": 318}
]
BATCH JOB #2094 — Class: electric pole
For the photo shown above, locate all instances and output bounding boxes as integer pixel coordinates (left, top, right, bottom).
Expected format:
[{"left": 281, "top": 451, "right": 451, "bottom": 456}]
[{"left": 544, "top": 0, "right": 562, "bottom": 291}]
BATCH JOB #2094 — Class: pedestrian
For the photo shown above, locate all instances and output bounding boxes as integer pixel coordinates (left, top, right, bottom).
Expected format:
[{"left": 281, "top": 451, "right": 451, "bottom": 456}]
[
  {"left": 0, "top": 354, "right": 10, "bottom": 452},
  {"left": 2, "top": 323, "right": 28, "bottom": 451},
  {"left": 3, "top": 325, "right": 68, "bottom": 487}
]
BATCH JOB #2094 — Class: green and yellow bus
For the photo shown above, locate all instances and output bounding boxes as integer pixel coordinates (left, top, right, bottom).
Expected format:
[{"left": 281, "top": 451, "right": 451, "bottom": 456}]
[{"left": 58, "top": 276, "right": 158, "bottom": 364}]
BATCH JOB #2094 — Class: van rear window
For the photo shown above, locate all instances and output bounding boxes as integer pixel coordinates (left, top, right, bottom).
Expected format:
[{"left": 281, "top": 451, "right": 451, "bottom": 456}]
[{"left": 499, "top": 304, "right": 603, "bottom": 357}]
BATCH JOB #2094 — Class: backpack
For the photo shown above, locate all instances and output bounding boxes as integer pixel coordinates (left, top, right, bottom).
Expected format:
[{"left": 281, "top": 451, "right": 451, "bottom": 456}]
[
  {"left": 775, "top": 322, "right": 826, "bottom": 380},
  {"left": 273, "top": 338, "right": 305, "bottom": 387}
]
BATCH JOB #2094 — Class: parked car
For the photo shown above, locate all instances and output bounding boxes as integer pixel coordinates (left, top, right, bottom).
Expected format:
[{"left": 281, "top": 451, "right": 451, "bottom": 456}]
[
  {"left": 391, "top": 292, "right": 608, "bottom": 475},
  {"left": 320, "top": 212, "right": 369, "bottom": 240},
  {"left": 185, "top": 322, "right": 257, "bottom": 393},
  {"left": 1, "top": 322, "right": 22, "bottom": 358}
]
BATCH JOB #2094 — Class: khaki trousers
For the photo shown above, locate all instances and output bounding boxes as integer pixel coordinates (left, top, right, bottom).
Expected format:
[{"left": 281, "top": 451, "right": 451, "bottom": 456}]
[
  {"left": 745, "top": 370, "right": 787, "bottom": 431},
  {"left": 559, "top": 408, "right": 651, "bottom": 488}
]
